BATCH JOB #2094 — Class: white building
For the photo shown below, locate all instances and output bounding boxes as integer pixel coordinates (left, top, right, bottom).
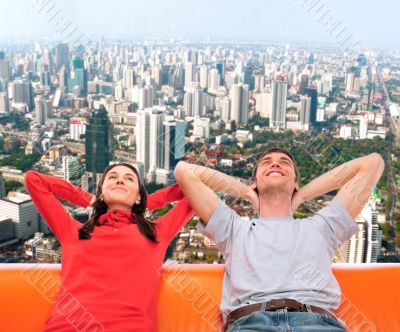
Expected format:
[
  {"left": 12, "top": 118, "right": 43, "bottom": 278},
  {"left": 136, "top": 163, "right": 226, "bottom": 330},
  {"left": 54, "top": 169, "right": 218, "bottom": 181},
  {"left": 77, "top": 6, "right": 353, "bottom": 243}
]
[
  {"left": 62, "top": 156, "right": 82, "bottom": 181},
  {"left": 230, "top": 84, "right": 249, "bottom": 124},
  {"left": 193, "top": 117, "right": 210, "bottom": 139},
  {"left": 69, "top": 117, "right": 87, "bottom": 140},
  {"left": 0, "top": 193, "right": 38, "bottom": 240}
]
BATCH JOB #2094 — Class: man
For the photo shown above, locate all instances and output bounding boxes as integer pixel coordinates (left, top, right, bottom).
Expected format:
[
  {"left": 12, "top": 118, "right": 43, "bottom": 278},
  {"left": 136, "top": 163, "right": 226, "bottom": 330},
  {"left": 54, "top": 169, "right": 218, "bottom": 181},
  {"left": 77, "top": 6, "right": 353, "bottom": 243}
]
[{"left": 174, "top": 148, "right": 384, "bottom": 331}]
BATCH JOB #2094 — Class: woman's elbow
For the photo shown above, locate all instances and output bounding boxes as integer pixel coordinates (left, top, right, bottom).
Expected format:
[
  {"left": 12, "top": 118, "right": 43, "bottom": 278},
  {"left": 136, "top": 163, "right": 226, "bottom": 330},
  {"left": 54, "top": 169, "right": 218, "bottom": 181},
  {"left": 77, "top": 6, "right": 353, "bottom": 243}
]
[{"left": 174, "top": 161, "right": 187, "bottom": 183}]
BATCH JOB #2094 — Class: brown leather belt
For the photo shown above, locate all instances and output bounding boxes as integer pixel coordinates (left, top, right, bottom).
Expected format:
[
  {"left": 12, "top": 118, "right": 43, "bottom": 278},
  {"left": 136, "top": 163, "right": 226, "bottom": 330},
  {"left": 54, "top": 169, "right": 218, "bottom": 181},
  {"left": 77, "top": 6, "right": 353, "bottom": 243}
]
[{"left": 225, "top": 298, "right": 338, "bottom": 331}]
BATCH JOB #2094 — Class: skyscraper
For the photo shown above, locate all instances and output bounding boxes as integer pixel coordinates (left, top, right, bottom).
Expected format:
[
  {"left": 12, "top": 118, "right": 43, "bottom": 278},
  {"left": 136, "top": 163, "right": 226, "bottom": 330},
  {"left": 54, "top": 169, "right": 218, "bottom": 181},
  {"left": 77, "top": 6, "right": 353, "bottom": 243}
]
[
  {"left": 299, "top": 95, "right": 311, "bottom": 125},
  {"left": 85, "top": 106, "right": 113, "bottom": 177},
  {"left": 184, "top": 62, "right": 195, "bottom": 90},
  {"left": 302, "top": 87, "right": 318, "bottom": 124},
  {"left": 270, "top": 80, "right": 288, "bottom": 129},
  {"left": 0, "top": 193, "right": 38, "bottom": 239},
  {"left": 68, "top": 56, "right": 88, "bottom": 97},
  {"left": 209, "top": 69, "right": 219, "bottom": 93},
  {"left": 13, "top": 79, "right": 34, "bottom": 109},
  {"left": 199, "top": 65, "right": 209, "bottom": 89},
  {"left": 35, "top": 96, "right": 52, "bottom": 125},
  {"left": 136, "top": 109, "right": 164, "bottom": 180},
  {"left": 0, "top": 59, "right": 10, "bottom": 82},
  {"left": 56, "top": 43, "right": 70, "bottom": 71},
  {"left": 138, "top": 86, "right": 153, "bottom": 110},
  {"left": 0, "top": 92, "right": 9, "bottom": 117},
  {"left": 163, "top": 120, "right": 185, "bottom": 171},
  {"left": 230, "top": 84, "right": 249, "bottom": 124},
  {"left": 183, "top": 91, "right": 194, "bottom": 116},
  {"left": 256, "top": 92, "right": 272, "bottom": 119}
]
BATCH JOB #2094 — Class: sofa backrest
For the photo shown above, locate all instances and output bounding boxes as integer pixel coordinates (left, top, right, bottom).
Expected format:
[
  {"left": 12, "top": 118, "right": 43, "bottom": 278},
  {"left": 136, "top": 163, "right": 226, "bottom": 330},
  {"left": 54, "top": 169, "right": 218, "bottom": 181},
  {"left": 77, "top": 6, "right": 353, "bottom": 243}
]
[{"left": 1, "top": 263, "right": 399, "bottom": 332}]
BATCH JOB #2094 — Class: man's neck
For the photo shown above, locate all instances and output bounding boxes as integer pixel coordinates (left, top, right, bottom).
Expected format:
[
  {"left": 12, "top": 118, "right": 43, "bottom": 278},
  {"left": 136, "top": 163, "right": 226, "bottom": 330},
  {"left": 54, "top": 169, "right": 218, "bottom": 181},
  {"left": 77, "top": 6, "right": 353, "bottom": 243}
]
[{"left": 258, "top": 191, "right": 292, "bottom": 218}]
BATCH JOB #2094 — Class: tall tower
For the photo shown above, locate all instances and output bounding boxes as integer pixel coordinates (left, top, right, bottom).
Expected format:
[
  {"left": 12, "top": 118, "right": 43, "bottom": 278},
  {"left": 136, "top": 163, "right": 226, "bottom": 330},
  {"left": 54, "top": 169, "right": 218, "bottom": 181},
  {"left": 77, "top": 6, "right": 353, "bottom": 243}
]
[
  {"left": 68, "top": 56, "right": 88, "bottom": 97},
  {"left": 85, "top": 106, "right": 113, "bottom": 187},
  {"left": 270, "top": 80, "right": 288, "bottom": 129},
  {"left": 136, "top": 109, "right": 164, "bottom": 181},
  {"left": 56, "top": 43, "right": 70, "bottom": 71},
  {"left": 299, "top": 95, "right": 311, "bottom": 125},
  {"left": 231, "top": 84, "right": 249, "bottom": 124}
]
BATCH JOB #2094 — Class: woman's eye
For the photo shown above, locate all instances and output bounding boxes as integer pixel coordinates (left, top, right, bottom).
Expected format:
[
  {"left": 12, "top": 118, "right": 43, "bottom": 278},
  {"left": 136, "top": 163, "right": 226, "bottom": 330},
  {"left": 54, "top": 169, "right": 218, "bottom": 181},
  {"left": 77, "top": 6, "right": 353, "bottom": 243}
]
[{"left": 127, "top": 178, "right": 134, "bottom": 181}]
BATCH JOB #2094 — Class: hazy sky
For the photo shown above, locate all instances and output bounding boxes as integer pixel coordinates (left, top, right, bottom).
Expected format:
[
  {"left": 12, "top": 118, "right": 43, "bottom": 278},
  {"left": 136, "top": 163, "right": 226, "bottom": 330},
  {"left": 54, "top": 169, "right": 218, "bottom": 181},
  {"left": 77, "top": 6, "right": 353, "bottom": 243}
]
[{"left": 0, "top": 0, "right": 398, "bottom": 48}]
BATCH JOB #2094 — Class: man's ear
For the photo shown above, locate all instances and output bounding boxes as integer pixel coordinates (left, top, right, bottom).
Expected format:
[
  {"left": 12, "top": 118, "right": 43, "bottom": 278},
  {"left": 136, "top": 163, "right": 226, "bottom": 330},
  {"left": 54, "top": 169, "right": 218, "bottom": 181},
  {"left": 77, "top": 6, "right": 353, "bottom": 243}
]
[{"left": 250, "top": 182, "right": 258, "bottom": 194}]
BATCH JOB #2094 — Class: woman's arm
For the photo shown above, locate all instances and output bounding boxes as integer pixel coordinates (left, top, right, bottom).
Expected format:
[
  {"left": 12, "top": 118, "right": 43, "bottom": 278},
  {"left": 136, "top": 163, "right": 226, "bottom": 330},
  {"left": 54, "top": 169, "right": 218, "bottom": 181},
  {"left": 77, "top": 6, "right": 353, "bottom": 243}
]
[
  {"left": 146, "top": 184, "right": 185, "bottom": 212},
  {"left": 24, "top": 170, "right": 93, "bottom": 241}
]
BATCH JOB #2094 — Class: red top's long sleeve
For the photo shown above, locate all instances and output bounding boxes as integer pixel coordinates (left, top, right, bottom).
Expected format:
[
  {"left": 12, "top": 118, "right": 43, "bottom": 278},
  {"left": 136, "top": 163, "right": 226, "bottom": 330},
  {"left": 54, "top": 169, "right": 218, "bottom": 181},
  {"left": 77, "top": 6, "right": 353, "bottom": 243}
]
[{"left": 24, "top": 170, "right": 194, "bottom": 332}]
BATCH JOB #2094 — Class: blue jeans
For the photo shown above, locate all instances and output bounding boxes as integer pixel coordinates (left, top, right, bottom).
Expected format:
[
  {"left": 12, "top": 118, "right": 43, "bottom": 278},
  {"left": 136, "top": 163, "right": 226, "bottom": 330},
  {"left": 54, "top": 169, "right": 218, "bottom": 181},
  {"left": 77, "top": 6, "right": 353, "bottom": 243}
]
[{"left": 227, "top": 309, "right": 347, "bottom": 332}]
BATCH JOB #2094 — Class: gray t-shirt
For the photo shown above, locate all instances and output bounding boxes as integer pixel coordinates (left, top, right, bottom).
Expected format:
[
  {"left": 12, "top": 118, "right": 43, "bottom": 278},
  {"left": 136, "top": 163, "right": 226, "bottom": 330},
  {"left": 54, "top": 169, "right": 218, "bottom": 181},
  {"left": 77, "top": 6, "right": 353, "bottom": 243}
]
[{"left": 198, "top": 198, "right": 359, "bottom": 321}]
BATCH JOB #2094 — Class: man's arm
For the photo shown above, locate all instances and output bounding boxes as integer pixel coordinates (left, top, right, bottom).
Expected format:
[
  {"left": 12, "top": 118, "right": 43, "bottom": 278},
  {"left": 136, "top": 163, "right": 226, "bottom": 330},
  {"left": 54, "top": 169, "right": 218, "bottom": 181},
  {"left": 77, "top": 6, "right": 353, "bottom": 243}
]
[
  {"left": 174, "top": 161, "right": 257, "bottom": 224},
  {"left": 294, "top": 153, "right": 384, "bottom": 219}
]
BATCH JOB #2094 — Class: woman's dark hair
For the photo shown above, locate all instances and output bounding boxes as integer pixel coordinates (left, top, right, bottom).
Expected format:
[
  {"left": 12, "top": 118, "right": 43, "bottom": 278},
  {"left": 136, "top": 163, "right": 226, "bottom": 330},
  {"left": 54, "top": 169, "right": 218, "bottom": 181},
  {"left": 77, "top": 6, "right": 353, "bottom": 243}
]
[{"left": 79, "top": 163, "right": 158, "bottom": 243}]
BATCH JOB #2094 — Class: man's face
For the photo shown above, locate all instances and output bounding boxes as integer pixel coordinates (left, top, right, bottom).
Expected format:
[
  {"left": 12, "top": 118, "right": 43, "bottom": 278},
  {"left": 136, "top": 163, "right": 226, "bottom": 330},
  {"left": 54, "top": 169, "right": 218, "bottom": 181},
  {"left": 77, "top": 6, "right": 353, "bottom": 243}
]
[{"left": 254, "top": 152, "right": 298, "bottom": 196}]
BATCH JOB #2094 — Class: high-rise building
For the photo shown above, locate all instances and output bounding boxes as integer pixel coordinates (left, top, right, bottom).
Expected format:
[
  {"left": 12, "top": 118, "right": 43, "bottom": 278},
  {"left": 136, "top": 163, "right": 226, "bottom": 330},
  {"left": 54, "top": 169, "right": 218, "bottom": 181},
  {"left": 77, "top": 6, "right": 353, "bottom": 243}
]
[
  {"left": 230, "top": 84, "right": 249, "bottom": 124},
  {"left": 216, "top": 61, "right": 225, "bottom": 85},
  {"left": 345, "top": 70, "right": 360, "bottom": 95},
  {"left": 256, "top": 92, "right": 272, "bottom": 119},
  {"left": 299, "top": 74, "right": 309, "bottom": 93},
  {"left": 0, "top": 172, "right": 6, "bottom": 198},
  {"left": 136, "top": 109, "right": 164, "bottom": 179},
  {"left": 219, "top": 97, "right": 231, "bottom": 122},
  {"left": 184, "top": 62, "right": 195, "bottom": 89},
  {"left": 302, "top": 87, "right": 318, "bottom": 124},
  {"left": 35, "top": 96, "right": 52, "bottom": 125},
  {"left": 69, "top": 117, "right": 87, "bottom": 140},
  {"left": 0, "top": 59, "right": 10, "bottom": 82},
  {"left": 13, "top": 79, "right": 33, "bottom": 109},
  {"left": 68, "top": 56, "right": 88, "bottom": 97},
  {"left": 0, "top": 92, "right": 9, "bottom": 116},
  {"left": 254, "top": 74, "right": 266, "bottom": 92},
  {"left": 0, "top": 216, "right": 14, "bottom": 245},
  {"left": 40, "top": 71, "right": 51, "bottom": 88},
  {"left": 359, "top": 115, "right": 368, "bottom": 139},
  {"left": 209, "top": 69, "right": 219, "bottom": 93},
  {"left": 243, "top": 64, "right": 255, "bottom": 90},
  {"left": 183, "top": 88, "right": 204, "bottom": 117},
  {"left": 56, "top": 43, "right": 69, "bottom": 71},
  {"left": 270, "top": 80, "right": 288, "bottom": 129},
  {"left": 62, "top": 156, "right": 82, "bottom": 181},
  {"left": 138, "top": 86, "right": 153, "bottom": 110},
  {"left": 193, "top": 117, "right": 210, "bottom": 139},
  {"left": 199, "top": 65, "right": 209, "bottom": 89},
  {"left": 340, "top": 199, "right": 382, "bottom": 263},
  {"left": 85, "top": 106, "right": 113, "bottom": 175},
  {"left": 162, "top": 120, "right": 185, "bottom": 171},
  {"left": 299, "top": 95, "right": 311, "bottom": 125},
  {"left": 193, "top": 88, "right": 204, "bottom": 117},
  {"left": 122, "top": 66, "right": 135, "bottom": 89},
  {"left": 183, "top": 91, "right": 194, "bottom": 117},
  {"left": 0, "top": 193, "right": 39, "bottom": 239}
]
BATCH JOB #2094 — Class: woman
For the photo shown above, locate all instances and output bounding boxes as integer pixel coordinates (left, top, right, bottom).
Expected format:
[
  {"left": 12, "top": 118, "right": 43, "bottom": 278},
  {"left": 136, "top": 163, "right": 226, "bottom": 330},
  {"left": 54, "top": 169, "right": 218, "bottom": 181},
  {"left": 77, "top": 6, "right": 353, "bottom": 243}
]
[{"left": 24, "top": 162, "right": 194, "bottom": 332}]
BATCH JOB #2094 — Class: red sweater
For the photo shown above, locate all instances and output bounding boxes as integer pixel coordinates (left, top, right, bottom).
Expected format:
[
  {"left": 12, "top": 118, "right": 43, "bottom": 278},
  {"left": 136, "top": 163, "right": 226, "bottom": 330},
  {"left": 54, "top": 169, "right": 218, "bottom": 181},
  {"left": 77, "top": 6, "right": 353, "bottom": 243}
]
[{"left": 24, "top": 171, "right": 194, "bottom": 332}]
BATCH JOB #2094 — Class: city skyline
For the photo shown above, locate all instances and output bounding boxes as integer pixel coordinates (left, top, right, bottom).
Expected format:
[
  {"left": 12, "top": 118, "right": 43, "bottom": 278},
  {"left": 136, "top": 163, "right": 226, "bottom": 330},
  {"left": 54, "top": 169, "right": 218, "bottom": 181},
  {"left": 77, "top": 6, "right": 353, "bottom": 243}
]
[{"left": 0, "top": 0, "right": 399, "bottom": 49}]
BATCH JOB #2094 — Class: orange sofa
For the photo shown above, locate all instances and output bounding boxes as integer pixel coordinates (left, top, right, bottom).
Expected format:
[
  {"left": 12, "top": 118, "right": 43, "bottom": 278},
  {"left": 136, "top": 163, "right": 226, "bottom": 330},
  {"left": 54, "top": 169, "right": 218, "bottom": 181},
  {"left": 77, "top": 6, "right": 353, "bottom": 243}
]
[{"left": 1, "top": 263, "right": 399, "bottom": 332}]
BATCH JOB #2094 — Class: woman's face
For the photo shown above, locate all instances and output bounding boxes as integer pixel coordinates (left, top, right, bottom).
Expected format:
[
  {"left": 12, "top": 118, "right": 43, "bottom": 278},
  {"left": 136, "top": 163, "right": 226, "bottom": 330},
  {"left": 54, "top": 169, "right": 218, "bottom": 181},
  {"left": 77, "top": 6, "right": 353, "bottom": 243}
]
[{"left": 101, "top": 165, "right": 140, "bottom": 210}]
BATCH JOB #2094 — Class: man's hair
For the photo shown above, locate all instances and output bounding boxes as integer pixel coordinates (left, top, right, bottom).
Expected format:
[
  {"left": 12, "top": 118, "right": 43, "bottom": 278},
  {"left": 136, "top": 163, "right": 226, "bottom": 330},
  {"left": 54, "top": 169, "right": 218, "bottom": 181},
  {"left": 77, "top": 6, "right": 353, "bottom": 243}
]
[{"left": 252, "top": 147, "right": 300, "bottom": 183}]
